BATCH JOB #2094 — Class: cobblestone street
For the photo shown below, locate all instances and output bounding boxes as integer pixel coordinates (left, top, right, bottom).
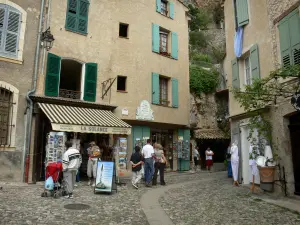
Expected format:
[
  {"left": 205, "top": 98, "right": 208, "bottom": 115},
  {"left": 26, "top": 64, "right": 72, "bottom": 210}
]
[{"left": 0, "top": 172, "right": 300, "bottom": 225}]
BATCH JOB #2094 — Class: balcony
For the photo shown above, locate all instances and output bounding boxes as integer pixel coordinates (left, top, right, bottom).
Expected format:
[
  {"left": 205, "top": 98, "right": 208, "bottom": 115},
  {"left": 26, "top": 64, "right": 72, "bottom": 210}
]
[{"left": 59, "top": 89, "right": 81, "bottom": 100}]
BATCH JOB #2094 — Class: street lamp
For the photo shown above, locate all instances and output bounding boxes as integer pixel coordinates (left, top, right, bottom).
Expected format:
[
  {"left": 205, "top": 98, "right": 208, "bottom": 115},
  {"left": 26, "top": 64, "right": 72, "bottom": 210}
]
[{"left": 41, "top": 27, "right": 55, "bottom": 51}]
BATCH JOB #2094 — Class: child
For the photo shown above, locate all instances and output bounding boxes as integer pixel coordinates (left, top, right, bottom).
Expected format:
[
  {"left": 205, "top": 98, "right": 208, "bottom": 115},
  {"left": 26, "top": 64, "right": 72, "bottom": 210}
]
[{"left": 130, "top": 146, "right": 144, "bottom": 189}]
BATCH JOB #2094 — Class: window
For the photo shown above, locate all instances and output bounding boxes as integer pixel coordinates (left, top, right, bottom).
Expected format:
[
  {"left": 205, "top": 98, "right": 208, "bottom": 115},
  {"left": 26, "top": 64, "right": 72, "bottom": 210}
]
[
  {"left": 0, "top": 4, "right": 21, "bottom": 58},
  {"left": 278, "top": 9, "right": 300, "bottom": 67},
  {"left": 244, "top": 56, "right": 252, "bottom": 85},
  {"left": 65, "top": 0, "right": 89, "bottom": 34},
  {"left": 0, "top": 88, "right": 12, "bottom": 146},
  {"left": 119, "top": 23, "right": 129, "bottom": 38},
  {"left": 160, "top": 32, "right": 168, "bottom": 53},
  {"left": 159, "top": 77, "right": 169, "bottom": 105},
  {"left": 161, "top": 0, "right": 168, "bottom": 16},
  {"left": 117, "top": 76, "right": 127, "bottom": 91}
]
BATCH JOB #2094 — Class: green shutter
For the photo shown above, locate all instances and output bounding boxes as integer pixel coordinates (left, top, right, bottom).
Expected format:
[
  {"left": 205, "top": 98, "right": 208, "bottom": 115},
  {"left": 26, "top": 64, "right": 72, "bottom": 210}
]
[
  {"left": 77, "top": 0, "right": 89, "bottom": 34},
  {"left": 152, "top": 24, "right": 160, "bottom": 53},
  {"left": 231, "top": 58, "right": 240, "bottom": 89},
  {"left": 65, "top": 0, "right": 89, "bottom": 34},
  {"left": 45, "top": 53, "right": 61, "bottom": 97},
  {"left": 171, "top": 32, "right": 178, "bottom": 59},
  {"left": 178, "top": 129, "right": 184, "bottom": 138},
  {"left": 278, "top": 17, "right": 292, "bottom": 67},
  {"left": 236, "top": 0, "right": 249, "bottom": 26},
  {"left": 289, "top": 10, "right": 300, "bottom": 65},
  {"left": 84, "top": 63, "right": 97, "bottom": 102},
  {"left": 170, "top": 2, "right": 175, "bottom": 19},
  {"left": 152, "top": 72, "right": 160, "bottom": 104},
  {"left": 183, "top": 129, "right": 190, "bottom": 142},
  {"left": 250, "top": 44, "right": 260, "bottom": 80},
  {"left": 172, "top": 78, "right": 179, "bottom": 108},
  {"left": 133, "top": 126, "right": 143, "bottom": 147},
  {"left": 142, "top": 127, "right": 151, "bottom": 139},
  {"left": 156, "top": 0, "right": 161, "bottom": 13}
]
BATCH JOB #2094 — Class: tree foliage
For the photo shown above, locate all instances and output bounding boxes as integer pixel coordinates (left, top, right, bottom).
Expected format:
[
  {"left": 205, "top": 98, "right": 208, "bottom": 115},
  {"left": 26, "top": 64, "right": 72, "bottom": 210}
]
[
  {"left": 188, "top": 4, "right": 211, "bottom": 31},
  {"left": 190, "top": 65, "right": 219, "bottom": 95}
]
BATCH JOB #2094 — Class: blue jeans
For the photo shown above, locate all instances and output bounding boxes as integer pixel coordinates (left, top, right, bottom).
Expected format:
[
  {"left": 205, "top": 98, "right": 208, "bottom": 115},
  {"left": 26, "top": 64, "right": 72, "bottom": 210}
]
[
  {"left": 76, "top": 169, "right": 80, "bottom": 182},
  {"left": 144, "top": 158, "right": 154, "bottom": 184}
]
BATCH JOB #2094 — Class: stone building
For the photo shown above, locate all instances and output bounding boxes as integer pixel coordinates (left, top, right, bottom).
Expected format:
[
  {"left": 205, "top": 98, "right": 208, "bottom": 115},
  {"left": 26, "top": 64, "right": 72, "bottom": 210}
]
[
  {"left": 24, "top": 0, "right": 191, "bottom": 183},
  {"left": 0, "top": 0, "right": 41, "bottom": 181},
  {"left": 223, "top": 0, "right": 300, "bottom": 196}
]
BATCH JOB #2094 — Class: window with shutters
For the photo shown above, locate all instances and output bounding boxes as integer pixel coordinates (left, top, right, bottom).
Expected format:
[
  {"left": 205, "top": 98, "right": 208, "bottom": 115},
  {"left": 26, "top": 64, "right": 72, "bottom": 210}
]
[
  {"left": 156, "top": 0, "right": 174, "bottom": 19},
  {"left": 159, "top": 28, "right": 171, "bottom": 56},
  {"left": 161, "top": 0, "right": 168, "bottom": 16},
  {"left": 278, "top": 9, "right": 300, "bottom": 67},
  {"left": 0, "top": 4, "right": 23, "bottom": 60},
  {"left": 65, "top": 0, "right": 89, "bottom": 35},
  {"left": 233, "top": 0, "right": 249, "bottom": 28}
]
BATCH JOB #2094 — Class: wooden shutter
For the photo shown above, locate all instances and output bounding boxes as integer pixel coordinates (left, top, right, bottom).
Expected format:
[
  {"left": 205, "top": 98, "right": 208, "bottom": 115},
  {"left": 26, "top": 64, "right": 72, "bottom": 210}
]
[
  {"left": 77, "top": 0, "right": 89, "bottom": 34},
  {"left": 45, "top": 53, "right": 61, "bottom": 97},
  {"left": 152, "top": 24, "right": 160, "bottom": 53},
  {"left": 236, "top": 0, "right": 249, "bottom": 27},
  {"left": 66, "top": 0, "right": 78, "bottom": 31},
  {"left": 231, "top": 58, "right": 240, "bottom": 89},
  {"left": 4, "top": 9, "right": 20, "bottom": 55},
  {"left": 178, "top": 129, "right": 184, "bottom": 138},
  {"left": 156, "top": 0, "right": 161, "bottom": 13},
  {"left": 278, "top": 17, "right": 292, "bottom": 67},
  {"left": 170, "top": 2, "right": 175, "bottom": 19},
  {"left": 172, "top": 78, "right": 179, "bottom": 108},
  {"left": 152, "top": 72, "right": 160, "bottom": 104},
  {"left": 171, "top": 32, "right": 178, "bottom": 59},
  {"left": 289, "top": 10, "right": 300, "bottom": 65},
  {"left": 84, "top": 63, "right": 97, "bottom": 102},
  {"left": 0, "top": 7, "right": 5, "bottom": 51},
  {"left": 250, "top": 44, "right": 260, "bottom": 80}
]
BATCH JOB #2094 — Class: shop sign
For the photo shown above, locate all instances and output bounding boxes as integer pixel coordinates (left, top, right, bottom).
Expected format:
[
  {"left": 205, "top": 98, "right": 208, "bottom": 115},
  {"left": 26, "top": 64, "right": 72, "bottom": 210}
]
[
  {"left": 94, "top": 161, "right": 115, "bottom": 193},
  {"left": 122, "top": 108, "right": 129, "bottom": 116},
  {"left": 136, "top": 100, "right": 154, "bottom": 121},
  {"left": 52, "top": 123, "right": 131, "bottom": 135}
]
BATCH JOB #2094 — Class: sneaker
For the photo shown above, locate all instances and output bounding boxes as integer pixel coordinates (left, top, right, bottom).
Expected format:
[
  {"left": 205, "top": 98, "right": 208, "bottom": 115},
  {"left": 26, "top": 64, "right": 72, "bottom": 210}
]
[
  {"left": 88, "top": 180, "right": 91, "bottom": 186},
  {"left": 74, "top": 184, "right": 78, "bottom": 187},
  {"left": 69, "top": 194, "right": 74, "bottom": 199},
  {"left": 91, "top": 183, "right": 95, "bottom": 187},
  {"left": 64, "top": 194, "right": 73, "bottom": 199},
  {"left": 132, "top": 183, "right": 138, "bottom": 189}
]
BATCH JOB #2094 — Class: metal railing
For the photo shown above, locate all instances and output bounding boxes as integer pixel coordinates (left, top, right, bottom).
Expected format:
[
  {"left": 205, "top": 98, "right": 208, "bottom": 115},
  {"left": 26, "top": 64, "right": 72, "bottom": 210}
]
[{"left": 59, "top": 89, "right": 81, "bottom": 100}]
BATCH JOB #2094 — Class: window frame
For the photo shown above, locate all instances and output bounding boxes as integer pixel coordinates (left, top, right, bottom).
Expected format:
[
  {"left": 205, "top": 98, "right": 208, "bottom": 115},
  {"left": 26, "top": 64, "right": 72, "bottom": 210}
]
[
  {"left": 117, "top": 75, "right": 127, "bottom": 92},
  {"left": 160, "top": 31, "right": 168, "bottom": 54},
  {"left": 244, "top": 56, "right": 252, "bottom": 85},
  {"left": 159, "top": 76, "right": 169, "bottom": 106},
  {"left": 0, "top": 2, "right": 25, "bottom": 62},
  {"left": 160, "top": 0, "right": 168, "bottom": 17},
  {"left": 119, "top": 23, "right": 129, "bottom": 38}
]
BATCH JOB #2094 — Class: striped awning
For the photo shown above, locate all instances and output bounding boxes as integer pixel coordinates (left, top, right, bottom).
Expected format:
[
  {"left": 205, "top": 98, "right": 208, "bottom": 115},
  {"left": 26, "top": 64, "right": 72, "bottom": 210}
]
[
  {"left": 194, "top": 129, "right": 229, "bottom": 140},
  {"left": 38, "top": 103, "right": 131, "bottom": 135}
]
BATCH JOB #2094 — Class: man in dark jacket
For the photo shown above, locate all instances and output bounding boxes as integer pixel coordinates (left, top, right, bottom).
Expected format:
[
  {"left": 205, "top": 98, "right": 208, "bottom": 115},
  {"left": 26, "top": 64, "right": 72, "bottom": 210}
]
[{"left": 130, "top": 146, "right": 144, "bottom": 189}]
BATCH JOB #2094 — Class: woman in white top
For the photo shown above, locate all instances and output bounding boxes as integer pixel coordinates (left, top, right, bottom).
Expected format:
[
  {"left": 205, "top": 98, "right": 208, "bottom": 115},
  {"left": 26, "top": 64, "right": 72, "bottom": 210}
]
[{"left": 205, "top": 147, "right": 214, "bottom": 172}]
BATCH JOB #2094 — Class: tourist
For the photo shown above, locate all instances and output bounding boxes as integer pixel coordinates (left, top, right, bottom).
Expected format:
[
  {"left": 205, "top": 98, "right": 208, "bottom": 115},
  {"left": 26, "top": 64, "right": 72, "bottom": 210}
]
[
  {"left": 87, "top": 141, "right": 101, "bottom": 187},
  {"left": 62, "top": 141, "right": 81, "bottom": 199},
  {"left": 231, "top": 141, "right": 240, "bottom": 186},
  {"left": 205, "top": 147, "right": 214, "bottom": 172},
  {"left": 142, "top": 139, "right": 154, "bottom": 187},
  {"left": 193, "top": 146, "right": 200, "bottom": 172},
  {"left": 130, "top": 146, "right": 144, "bottom": 189},
  {"left": 152, "top": 143, "right": 167, "bottom": 186}
]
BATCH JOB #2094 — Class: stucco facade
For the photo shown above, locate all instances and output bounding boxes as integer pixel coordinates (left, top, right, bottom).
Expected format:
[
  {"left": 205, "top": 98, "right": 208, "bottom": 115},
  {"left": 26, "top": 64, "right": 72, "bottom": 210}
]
[
  {"left": 0, "top": 0, "right": 40, "bottom": 181},
  {"left": 223, "top": 0, "right": 300, "bottom": 196}
]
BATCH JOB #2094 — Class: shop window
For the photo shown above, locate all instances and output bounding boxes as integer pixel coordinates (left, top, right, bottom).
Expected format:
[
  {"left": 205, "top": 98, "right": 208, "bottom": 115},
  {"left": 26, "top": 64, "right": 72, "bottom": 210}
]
[
  {"left": 117, "top": 76, "right": 127, "bottom": 92},
  {"left": 0, "top": 2, "right": 26, "bottom": 62},
  {"left": 59, "top": 59, "right": 82, "bottom": 99},
  {"left": 119, "top": 23, "right": 129, "bottom": 38},
  {"left": 159, "top": 76, "right": 169, "bottom": 106}
]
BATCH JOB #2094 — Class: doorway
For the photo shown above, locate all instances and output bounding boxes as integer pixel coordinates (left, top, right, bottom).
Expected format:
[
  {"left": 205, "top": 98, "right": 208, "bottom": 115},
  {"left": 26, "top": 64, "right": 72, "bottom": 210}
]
[{"left": 289, "top": 113, "right": 300, "bottom": 195}]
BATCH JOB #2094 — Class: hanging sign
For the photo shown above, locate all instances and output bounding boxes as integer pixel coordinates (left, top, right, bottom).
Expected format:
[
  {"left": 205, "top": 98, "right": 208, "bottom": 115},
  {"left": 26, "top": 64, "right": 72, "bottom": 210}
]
[
  {"left": 291, "top": 93, "right": 300, "bottom": 111},
  {"left": 94, "top": 161, "right": 115, "bottom": 193},
  {"left": 136, "top": 100, "right": 154, "bottom": 121}
]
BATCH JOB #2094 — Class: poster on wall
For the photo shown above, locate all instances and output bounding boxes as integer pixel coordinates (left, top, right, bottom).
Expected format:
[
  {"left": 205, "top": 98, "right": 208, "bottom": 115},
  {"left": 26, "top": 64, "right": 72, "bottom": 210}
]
[{"left": 94, "top": 161, "right": 114, "bottom": 193}]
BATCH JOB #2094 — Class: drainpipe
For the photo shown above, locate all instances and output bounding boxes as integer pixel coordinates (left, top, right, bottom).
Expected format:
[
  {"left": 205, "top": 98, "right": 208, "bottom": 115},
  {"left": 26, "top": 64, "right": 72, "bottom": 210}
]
[{"left": 22, "top": 0, "right": 46, "bottom": 182}]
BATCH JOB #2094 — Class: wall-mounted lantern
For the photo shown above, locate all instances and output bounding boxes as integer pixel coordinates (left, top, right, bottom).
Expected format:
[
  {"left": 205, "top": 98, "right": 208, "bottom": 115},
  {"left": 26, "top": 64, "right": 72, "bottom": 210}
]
[{"left": 41, "top": 27, "right": 55, "bottom": 51}]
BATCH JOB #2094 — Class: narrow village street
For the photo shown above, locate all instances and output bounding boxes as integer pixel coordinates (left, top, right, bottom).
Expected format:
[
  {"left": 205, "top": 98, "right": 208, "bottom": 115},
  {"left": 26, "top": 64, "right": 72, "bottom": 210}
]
[{"left": 1, "top": 172, "right": 300, "bottom": 225}]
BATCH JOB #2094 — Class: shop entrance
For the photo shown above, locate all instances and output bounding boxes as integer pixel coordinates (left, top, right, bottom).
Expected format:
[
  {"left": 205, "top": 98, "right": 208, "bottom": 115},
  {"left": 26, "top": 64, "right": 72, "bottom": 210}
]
[
  {"left": 289, "top": 113, "right": 300, "bottom": 195},
  {"left": 151, "top": 129, "right": 173, "bottom": 170}
]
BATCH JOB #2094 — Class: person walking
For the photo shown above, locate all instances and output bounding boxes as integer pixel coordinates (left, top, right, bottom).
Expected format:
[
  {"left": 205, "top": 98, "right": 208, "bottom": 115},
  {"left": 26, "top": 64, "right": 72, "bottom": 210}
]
[
  {"left": 193, "top": 146, "right": 200, "bottom": 172},
  {"left": 130, "top": 146, "right": 144, "bottom": 189},
  {"left": 142, "top": 139, "right": 154, "bottom": 187},
  {"left": 152, "top": 143, "right": 167, "bottom": 186},
  {"left": 87, "top": 141, "right": 101, "bottom": 187},
  {"left": 205, "top": 147, "right": 214, "bottom": 172},
  {"left": 62, "top": 141, "right": 81, "bottom": 199}
]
